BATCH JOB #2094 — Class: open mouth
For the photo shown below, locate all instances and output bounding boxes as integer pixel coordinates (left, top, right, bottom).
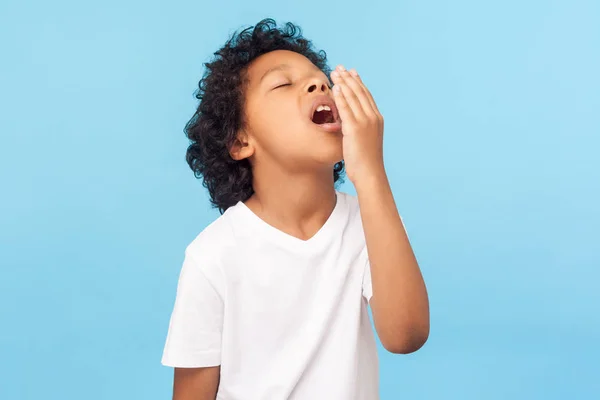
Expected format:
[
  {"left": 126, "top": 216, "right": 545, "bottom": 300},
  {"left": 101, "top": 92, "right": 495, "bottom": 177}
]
[
  {"left": 312, "top": 105, "right": 336, "bottom": 125},
  {"left": 309, "top": 96, "right": 340, "bottom": 131}
]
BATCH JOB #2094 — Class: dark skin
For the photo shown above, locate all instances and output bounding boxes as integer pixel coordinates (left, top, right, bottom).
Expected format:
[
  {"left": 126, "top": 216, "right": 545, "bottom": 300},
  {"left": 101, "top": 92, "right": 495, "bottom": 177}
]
[
  {"left": 173, "top": 50, "right": 429, "bottom": 399},
  {"left": 232, "top": 50, "right": 344, "bottom": 240},
  {"left": 173, "top": 367, "right": 219, "bottom": 400}
]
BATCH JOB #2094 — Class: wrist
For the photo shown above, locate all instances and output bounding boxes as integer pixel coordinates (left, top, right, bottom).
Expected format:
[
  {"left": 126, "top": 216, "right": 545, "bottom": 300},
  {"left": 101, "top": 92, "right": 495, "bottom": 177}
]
[{"left": 352, "top": 164, "right": 389, "bottom": 192}]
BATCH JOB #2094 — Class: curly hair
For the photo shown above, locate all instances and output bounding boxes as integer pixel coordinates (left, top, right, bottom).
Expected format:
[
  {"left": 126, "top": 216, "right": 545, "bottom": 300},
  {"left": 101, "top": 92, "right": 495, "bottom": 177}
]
[{"left": 184, "top": 18, "right": 345, "bottom": 214}]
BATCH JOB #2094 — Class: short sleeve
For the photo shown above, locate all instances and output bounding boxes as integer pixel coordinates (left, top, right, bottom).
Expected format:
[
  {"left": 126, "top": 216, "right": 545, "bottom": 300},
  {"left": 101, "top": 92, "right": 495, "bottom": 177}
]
[{"left": 161, "top": 250, "right": 223, "bottom": 368}]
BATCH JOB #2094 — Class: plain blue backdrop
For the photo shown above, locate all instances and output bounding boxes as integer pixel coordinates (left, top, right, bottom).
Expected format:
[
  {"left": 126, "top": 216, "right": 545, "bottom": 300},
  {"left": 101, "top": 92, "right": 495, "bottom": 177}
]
[{"left": 1, "top": 0, "right": 599, "bottom": 399}]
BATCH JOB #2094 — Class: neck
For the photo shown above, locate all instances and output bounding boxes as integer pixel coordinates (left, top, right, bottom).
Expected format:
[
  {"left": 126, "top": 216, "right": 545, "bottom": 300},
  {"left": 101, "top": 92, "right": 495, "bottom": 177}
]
[{"left": 245, "top": 165, "right": 338, "bottom": 238}]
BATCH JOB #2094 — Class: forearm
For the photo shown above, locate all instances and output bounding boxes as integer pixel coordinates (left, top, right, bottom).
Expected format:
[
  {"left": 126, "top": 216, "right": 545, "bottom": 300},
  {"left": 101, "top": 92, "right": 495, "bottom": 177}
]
[{"left": 355, "top": 168, "right": 429, "bottom": 353}]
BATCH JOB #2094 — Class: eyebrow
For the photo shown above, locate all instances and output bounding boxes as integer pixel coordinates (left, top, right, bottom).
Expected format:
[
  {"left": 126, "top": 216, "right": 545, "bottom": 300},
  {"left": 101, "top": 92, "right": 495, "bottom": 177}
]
[{"left": 259, "top": 63, "right": 291, "bottom": 83}]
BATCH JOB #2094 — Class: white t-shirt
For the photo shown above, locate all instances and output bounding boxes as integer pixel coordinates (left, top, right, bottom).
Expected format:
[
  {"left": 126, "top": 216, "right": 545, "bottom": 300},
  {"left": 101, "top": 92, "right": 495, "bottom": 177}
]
[{"left": 162, "top": 191, "right": 379, "bottom": 399}]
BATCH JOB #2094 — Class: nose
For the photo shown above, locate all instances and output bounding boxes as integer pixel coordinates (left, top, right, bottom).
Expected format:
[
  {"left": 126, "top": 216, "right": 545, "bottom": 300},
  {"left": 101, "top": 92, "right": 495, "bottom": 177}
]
[{"left": 306, "top": 78, "right": 330, "bottom": 94}]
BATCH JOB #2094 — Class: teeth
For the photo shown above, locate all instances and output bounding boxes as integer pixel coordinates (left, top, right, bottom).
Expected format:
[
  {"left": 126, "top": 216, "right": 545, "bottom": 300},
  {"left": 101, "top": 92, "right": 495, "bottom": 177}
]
[{"left": 316, "top": 105, "right": 332, "bottom": 112}]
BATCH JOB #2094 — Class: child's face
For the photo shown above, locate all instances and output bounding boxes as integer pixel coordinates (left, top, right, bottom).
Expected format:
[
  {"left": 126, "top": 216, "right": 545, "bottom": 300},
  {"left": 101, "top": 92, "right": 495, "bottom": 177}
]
[{"left": 239, "top": 50, "right": 343, "bottom": 174}]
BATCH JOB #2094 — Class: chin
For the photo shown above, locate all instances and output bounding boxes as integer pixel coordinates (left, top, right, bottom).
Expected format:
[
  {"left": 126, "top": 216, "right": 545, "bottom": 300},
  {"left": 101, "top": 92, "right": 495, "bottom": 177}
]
[
  {"left": 322, "top": 135, "right": 344, "bottom": 161},
  {"left": 298, "top": 122, "right": 342, "bottom": 164},
  {"left": 313, "top": 142, "right": 343, "bottom": 166}
]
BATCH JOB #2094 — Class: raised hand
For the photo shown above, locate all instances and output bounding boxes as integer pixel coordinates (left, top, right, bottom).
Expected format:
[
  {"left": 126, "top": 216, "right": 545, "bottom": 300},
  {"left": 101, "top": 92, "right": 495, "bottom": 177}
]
[{"left": 331, "top": 65, "right": 385, "bottom": 185}]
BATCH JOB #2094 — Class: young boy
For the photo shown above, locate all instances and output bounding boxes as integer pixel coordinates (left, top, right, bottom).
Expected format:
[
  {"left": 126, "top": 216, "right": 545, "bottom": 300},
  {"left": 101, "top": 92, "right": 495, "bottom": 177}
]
[{"left": 162, "top": 19, "right": 429, "bottom": 400}]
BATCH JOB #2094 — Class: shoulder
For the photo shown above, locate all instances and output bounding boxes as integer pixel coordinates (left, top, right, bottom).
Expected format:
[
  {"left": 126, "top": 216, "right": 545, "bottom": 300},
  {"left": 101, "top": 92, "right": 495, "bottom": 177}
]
[
  {"left": 337, "top": 190, "right": 362, "bottom": 225},
  {"left": 182, "top": 205, "right": 241, "bottom": 288},
  {"left": 338, "top": 190, "right": 359, "bottom": 211},
  {"left": 186, "top": 209, "right": 235, "bottom": 260}
]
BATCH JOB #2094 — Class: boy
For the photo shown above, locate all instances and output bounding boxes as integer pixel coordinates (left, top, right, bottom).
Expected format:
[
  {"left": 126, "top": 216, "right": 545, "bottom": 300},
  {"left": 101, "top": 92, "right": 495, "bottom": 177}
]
[{"left": 162, "top": 19, "right": 429, "bottom": 400}]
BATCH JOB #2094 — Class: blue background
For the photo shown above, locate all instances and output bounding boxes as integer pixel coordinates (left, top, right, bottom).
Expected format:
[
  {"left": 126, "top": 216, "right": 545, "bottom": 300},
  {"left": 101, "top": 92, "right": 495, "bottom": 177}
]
[{"left": 1, "top": 0, "right": 599, "bottom": 399}]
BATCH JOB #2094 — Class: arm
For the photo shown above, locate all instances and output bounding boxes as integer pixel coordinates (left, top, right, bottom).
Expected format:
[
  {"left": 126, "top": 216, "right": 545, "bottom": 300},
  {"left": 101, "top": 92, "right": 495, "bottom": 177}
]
[
  {"left": 356, "top": 171, "right": 429, "bottom": 354},
  {"left": 331, "top": 65, "right": 430, "bottom": 354},
  {"left": 173, "top": 366, "right": 220, "bottom": 400}
]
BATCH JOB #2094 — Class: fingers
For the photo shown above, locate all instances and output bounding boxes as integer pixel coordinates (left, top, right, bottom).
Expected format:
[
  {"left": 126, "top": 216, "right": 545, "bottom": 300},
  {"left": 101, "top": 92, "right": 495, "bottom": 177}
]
[
  {"left": 331, "top": 72, "right": 364, "bottom": 119},
  {"left": 348, "top": 68, "right": 380, "bottom": 115},
  {"left": 331, "top": 65, "right": 379, "bottom": 118},
  {"left": 332, "top": 84, "right": 356, "bottom": 124},
  {"left": 331, "top": 67, "right": 369, "bottom": 116}
]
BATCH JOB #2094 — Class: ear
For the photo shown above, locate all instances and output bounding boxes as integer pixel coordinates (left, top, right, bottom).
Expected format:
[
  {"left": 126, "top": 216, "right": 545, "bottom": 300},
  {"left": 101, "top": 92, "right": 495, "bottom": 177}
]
[{"left": 229, "top": 130, "right": 255, "bottom": 161}]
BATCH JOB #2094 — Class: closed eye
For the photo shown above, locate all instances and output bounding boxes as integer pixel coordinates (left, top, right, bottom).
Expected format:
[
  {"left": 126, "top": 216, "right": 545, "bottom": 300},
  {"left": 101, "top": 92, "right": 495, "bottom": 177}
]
[{"left": 273, "top": 83, "right": 292, "bottom": 90}]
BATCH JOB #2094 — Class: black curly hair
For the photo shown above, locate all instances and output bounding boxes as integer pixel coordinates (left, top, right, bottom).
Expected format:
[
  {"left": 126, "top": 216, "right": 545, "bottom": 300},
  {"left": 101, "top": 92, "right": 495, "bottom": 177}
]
[{"left": 184, "top": 18, "right": 345, "bottom": 214}]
